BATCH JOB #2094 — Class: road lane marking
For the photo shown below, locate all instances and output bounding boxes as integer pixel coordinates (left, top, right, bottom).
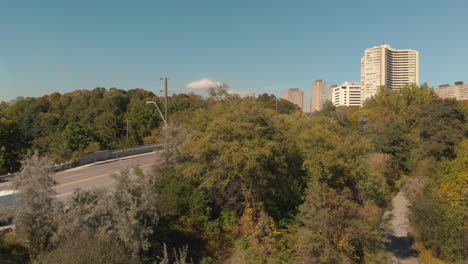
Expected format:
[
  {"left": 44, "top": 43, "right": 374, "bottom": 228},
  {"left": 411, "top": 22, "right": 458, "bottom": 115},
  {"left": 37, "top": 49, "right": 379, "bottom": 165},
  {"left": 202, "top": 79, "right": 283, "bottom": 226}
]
[
  {"left": 55, "top": 192, "right": 73, "bottom": 198},
  {"left": 55, "top": 155, "right": 157, "bottom": 181},
  {"left": 53, "top": 172, "right": 110, "bottom": 188},
  {"left": 0, "top": 190, "right": 17, "bottom": 196},
  {"left": 56, "top": 151, "right": 161, "bottom": 174},
  {"left": 53, "top": 162, "right": 156, "bottom": 189}
]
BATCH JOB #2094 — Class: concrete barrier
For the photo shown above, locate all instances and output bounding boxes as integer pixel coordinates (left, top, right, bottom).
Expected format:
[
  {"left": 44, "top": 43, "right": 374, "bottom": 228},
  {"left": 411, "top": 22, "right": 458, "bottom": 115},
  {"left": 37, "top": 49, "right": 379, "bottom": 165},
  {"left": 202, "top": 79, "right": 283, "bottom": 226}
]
[
  {"left": 0, "top": 174, "right": 16, "bottom": 183},
  {"left": 110, "top": 144, "right": 163, "bottom": 158},
  {"left": 0, "top": 224, "right": 15, "bottom": 231},
  {"left": 50, "top": 162, "right": 73, "bottom": 172},
  {"left": 76, "top": 150, "right": 112, "bottom": 166},
  {"left": 77, "top": 144, "right": 163, "bottom": 166},
  {"left": 0, "top": 144, "right": 164, "bottom": 181}
]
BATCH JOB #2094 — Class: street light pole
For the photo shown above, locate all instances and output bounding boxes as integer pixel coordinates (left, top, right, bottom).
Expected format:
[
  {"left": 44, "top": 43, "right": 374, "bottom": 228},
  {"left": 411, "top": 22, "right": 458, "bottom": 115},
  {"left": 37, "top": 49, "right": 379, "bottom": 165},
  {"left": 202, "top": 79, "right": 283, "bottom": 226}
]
[
  {"left": 146, "top": 100, "right": 167, "bottom": 155},
  {"left": 146, "top": 101, "right": 166, "bottom": 124}
]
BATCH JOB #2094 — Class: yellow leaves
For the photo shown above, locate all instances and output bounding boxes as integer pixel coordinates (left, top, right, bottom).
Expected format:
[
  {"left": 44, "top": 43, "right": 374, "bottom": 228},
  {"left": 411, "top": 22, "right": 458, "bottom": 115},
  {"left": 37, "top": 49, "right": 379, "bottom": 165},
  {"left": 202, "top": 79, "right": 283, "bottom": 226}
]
[
  {"left": 438, "top": 140, "right": 468, "bottom": 207},
  {"left": 334, "top": 234, "right": 358, "bottom": 260},
  {"left": 366, "top": 153, "right": 391, "bottom": 175},
  {"left": 437, "top": 174, "right": 467, "bottom": 207},
  {"left": 335, "top": 234, "right": 352, "bottom": 249},
  {"left": 415, "top": 242, "right": 449, "bottom": 264},
  {"left": 239, "top": 206, "right": 261, "bottom": 238},
  {"left": 238, "top": 205, "right": 278, "bottom": 255},
  {"left": 349, "top": 109, "right": 376, "bottom": 126}
]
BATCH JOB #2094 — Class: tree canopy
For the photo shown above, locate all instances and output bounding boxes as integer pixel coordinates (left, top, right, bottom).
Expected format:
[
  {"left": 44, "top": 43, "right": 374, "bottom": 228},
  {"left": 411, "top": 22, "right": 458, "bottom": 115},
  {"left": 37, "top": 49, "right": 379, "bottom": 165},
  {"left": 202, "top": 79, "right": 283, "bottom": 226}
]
[{"left": 1, "top": 84, "right": 466, "bottom": 263}]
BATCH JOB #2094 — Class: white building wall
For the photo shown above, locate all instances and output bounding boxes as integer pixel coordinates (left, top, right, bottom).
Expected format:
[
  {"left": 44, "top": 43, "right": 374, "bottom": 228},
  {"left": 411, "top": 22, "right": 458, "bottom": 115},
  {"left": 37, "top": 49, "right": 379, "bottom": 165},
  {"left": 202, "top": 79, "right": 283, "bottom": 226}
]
[
  {"left": 332, "top": 82, "right": 362, "bottom": 107},
  {"left": 361, "top": 44, "right": 419, "bottom": 103},
  {"left": 433, "top": 83, "right": 468, "bottom": 101}
]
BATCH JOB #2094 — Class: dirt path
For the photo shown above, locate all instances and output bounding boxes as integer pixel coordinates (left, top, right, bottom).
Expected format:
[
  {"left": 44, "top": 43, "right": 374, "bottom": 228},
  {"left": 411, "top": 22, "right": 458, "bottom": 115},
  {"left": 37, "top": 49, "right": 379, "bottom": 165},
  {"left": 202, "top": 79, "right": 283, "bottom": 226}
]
[{"left": 382, "top": 191, "right": 419, "bottom": 264}]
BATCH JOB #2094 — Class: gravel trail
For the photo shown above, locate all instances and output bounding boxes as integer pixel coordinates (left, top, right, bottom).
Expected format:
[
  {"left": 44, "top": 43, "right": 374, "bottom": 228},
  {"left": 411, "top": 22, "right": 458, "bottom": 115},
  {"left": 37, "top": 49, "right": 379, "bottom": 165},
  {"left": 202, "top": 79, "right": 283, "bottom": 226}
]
[{"left": 382, "top": 191, "right": 419, "bottom": 264}]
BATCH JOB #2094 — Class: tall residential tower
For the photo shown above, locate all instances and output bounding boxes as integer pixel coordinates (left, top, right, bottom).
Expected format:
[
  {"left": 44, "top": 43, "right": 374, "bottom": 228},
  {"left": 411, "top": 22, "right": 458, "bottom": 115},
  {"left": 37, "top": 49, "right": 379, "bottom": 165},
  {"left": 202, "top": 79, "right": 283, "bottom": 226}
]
[
  {"left": 283, "top": 88, "right": 305, "bottom": 112},
  {"left": 311, "top": 80, "right": 327, "bottom": 112},
  {"left": 361, "top": 44, "right": 419, "bottom": 102}
]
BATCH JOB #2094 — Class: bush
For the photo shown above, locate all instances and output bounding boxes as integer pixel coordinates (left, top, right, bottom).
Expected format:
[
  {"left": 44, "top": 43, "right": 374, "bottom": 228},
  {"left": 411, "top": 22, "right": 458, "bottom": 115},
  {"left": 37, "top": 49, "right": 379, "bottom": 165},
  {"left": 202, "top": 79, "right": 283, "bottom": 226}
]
[
  {"left": 410, "top": 190, "right": 465, "bottom": 262},
  {"left": 35, "top": 233, "right": 135, "bottom": 264}
]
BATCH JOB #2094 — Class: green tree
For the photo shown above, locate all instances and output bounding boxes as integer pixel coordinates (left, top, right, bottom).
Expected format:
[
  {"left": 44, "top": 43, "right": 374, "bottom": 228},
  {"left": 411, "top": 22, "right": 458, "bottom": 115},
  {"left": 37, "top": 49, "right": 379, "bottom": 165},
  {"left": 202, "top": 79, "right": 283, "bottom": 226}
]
[
  {"left": 0, "top": 231, "right": 30, "bottom": 264},
  {"left": 438, "top": 139, "right": 468, "bottom": 207},
  {"left": 0, "top": 118, "right": 22, "bottom": 174},
  {"left": 371, "top": 122, "right": 414, "bottom": 180},
  {"left": 295, "top": 183, "right": 385, "bottom": 263},
  {"left": 256, "top": 93, "right": 301, "bottom": 114},
  {"left": 3, "top": 97, "right": 50, "bottom": 143},
  {"left": 36, "top": 232, "right": 136, "bottom": 264},
  {"left": 410, "top": 190, "right": 465, "bottom": 262},
  {"left": 93, "top": 111, "right": 122, "bottom": 147},
  {"left": 125, "top": 100, "right": 161, "bottom": 144},
  {"left": 363, "top": 84, "right": 436, "bottom": 128},
  {"left": 103, "top": 88, "right": 131, "bottom": 114},
  {"left": 62, "top": 122, "right": 93, "bottom": 153},
  {"left": 416, "top": 98, "right": 466, "bottom": 160},
  {"left": 182, "top": 98, "right": 305, "bottom": 220}
]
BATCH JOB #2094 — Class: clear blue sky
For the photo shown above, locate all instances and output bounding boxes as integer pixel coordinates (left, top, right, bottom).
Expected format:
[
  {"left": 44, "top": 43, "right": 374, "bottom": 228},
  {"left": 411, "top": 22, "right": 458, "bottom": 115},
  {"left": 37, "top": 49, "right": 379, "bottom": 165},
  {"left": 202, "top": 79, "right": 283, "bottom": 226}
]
[{"left": 1, "top": 0, "right": 467, "bottom": 101}]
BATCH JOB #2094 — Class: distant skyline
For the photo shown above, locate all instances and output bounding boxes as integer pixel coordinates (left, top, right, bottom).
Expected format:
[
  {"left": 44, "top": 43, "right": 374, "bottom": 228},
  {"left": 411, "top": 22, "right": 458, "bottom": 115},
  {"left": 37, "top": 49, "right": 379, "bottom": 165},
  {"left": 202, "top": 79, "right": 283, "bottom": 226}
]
[{"left": 1, "top": 0, "right": 467, "bottom": 102}]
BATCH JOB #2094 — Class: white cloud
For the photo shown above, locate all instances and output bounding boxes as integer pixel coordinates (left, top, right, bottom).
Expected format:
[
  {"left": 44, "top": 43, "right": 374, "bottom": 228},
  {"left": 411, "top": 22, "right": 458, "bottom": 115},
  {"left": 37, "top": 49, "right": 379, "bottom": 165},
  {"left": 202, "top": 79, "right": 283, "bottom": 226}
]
[
  {"left": 186, "top": 78, "right": 225, "bottom": 90},
  {"left": 185, "top": 79, "right": 263, "bottom": 99}
]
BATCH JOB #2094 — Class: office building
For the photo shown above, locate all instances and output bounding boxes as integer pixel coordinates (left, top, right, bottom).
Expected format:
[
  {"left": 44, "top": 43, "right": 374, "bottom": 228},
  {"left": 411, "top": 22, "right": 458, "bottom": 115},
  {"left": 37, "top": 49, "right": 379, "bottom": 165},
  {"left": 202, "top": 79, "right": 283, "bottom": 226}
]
[
  {"left": 361, "top": 44, "right": 419, "bottom": 102},
  {"left": 433, "top": 81, "right": 468, "bottom": 100},
  {"left": 283, "top": 88, "right": 305, "bottom": 111},
  {"left": 332, "top": 82, "right": 362, "bottom": 107},
  {"left": 311, "top": 80, "right": 327, "bottom": 112}
]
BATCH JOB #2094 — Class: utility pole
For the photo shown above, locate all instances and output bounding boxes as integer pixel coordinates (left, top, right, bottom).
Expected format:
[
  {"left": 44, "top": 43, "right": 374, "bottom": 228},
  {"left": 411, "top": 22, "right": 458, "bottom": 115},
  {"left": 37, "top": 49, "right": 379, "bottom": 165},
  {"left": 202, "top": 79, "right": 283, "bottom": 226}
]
[
  {"left": 161, "top": 77, "right": 168, "bottom": 123},
  {"left": 160, "top": 77, "right": 169, "bottom": 160},
  {"left": 275, "top": 96, "right": 278, "bottom": 113},
  {"left": 126, "top": 118, "right": 129, "bottom": 141}
]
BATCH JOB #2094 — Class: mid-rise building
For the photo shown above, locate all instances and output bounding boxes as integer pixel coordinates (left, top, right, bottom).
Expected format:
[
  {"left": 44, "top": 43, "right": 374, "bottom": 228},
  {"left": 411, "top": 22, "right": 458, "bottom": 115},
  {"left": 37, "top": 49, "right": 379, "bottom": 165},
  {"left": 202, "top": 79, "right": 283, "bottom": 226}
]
[
  {"left": 283, "top": 88, "right": 305, "bottom": 111},
  {"left": 332, "top": 82, "right": 362, "bottom": 107},
  {"left": 361, "top": 44, "right": 419, "bottom": 102},
  {"left": 433, "top": 81, "right": 468, "bottom": 100},
  {"left": 311, "top": 80, "right": 327, "bottom": 112}
]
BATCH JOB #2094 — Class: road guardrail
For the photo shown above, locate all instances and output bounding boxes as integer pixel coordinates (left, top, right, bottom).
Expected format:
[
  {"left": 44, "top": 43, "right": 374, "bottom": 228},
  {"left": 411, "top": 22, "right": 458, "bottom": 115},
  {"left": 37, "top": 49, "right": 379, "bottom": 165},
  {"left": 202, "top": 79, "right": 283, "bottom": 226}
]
[
  {"left": 0, "top": 143, "right": 163, "bottom": 182},
  {"left": 0, "top": 173, "right": 16, "bottom": 183}
]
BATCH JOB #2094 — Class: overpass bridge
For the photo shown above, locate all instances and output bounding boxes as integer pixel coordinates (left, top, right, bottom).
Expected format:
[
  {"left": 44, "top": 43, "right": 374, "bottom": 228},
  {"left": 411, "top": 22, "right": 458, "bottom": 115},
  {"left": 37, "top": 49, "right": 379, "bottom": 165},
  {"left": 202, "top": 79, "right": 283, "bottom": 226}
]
[{"left": 0, "top": 151, "right": 161, "bottom": 210}]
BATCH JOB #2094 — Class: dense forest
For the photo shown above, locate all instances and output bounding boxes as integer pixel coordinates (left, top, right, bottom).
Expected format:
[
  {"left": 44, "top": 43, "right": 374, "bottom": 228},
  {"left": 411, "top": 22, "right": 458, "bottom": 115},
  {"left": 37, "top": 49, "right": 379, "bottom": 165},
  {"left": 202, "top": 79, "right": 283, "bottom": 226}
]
[
  {"left": 0, "top": 88, "right": 299, "bottom": 175},
  {"left": 0, "top": 84, "right": 466, "bottom": 263}
]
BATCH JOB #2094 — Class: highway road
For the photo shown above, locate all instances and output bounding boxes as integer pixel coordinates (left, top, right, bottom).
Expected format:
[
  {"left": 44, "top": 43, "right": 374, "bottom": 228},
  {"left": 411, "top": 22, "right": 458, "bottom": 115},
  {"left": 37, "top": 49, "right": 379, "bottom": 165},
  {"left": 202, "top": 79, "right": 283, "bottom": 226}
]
[{"left": 0, "top": 151, "right": 162, "bottom": 208}]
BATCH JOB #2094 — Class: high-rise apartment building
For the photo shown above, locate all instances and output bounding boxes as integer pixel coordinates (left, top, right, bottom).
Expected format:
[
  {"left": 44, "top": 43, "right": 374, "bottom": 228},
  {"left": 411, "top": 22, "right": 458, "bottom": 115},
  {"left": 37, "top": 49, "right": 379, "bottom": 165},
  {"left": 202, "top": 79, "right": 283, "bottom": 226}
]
[
  {"left": 328, "top": 85, "right": 338, "bottom": 102},
  {"left": 311, "top": 80, "right": 327, "bottom": 112},
  {"left": 332, "top": 82, "right": 362, "bottom": 107},
  {"left": 433, "top": 81, "right": 468, "bottom": 100},
  {"left": 361, "top": 44, "right": 419, "bottom": 102},
  {"left": 283, "top": 88, "right": 305, "bottom": 111}
]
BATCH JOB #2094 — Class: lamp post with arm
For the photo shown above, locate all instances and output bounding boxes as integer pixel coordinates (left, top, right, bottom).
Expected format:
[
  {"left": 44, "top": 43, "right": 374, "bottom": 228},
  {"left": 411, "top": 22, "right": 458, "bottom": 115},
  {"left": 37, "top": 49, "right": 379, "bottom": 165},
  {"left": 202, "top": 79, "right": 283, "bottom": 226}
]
[
  {"left": 146, "top": 100, "right": 168, "bottom": 159},
  {"left": 145, "top": 101, "right": 166, "bottom": 124}
]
